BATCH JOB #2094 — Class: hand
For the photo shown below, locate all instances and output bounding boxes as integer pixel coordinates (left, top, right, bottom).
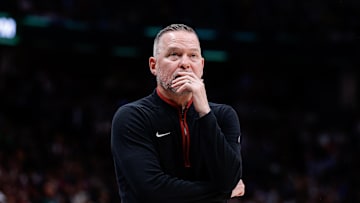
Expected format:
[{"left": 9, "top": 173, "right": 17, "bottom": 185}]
[
  {"left": 171, "top": 72, "right": 210, "bottom": 117},
  {"left": 231, "top": 179, "right": 245, "bottom": 198}
]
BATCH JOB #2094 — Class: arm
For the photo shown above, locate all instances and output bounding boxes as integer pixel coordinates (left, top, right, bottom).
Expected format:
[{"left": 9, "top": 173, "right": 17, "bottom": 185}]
[
  {"left": 171, "top": 71, "right": 243, "bottom": 195},
  {"left": 111, "top": 105, "right": 228, "bottom": 202},
  {"left": 197, "top": 105, "right": 242, "bottom": 194}
]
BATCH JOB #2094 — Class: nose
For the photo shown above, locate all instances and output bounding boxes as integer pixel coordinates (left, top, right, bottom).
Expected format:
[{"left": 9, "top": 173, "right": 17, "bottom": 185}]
[{"left": 179, "top": 56, "right": 191, "bottom": 69}]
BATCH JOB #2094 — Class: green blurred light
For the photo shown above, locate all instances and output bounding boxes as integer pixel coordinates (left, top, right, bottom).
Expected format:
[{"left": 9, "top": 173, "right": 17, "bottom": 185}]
[
  {"left": 233, "top": 31, "right": 257, "bottom": 43},
  {"left": 0, "top": 12, "right": 10, "bottom": 17},
  {"left": 144, "top": 26, "right": 161, "bottom": 38},
  {"left": 23, "top": 15, "right": 51, "bottom": 27},
  {"left": 144, "top": 26, "right": 217, "bottom": 41},
  {"left": 64, "top": 20, "right": 88, "bottom": 31},
  {"left": 0, "top": 37, "right": 19, "bottom": 46},
  {"left": 112, "top": 46, "right": 138, "bottom": 57},
  {"left": 196, "top": 28, "right": 217, "bottom": 40},
  {"left": 203, "top": 50, "right": 228, "bottom": 62}
]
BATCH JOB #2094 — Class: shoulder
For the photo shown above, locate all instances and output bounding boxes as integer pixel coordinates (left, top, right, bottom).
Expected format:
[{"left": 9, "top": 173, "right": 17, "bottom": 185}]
[
  {"left": 209, "top": 102, "right": 237, "bottom": 115},
  {"left": 112, "top": 95, "right": 155, "bottom": 122},
  {"left": 209, "top": 102, "right": 240, "bottom": 124}
]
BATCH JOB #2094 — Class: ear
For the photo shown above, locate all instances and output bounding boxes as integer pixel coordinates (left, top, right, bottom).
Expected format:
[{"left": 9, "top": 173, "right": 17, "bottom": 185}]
[
  {"left": 200, "top": 57, "right": 205, "bottom": 77},
  {"left": 149, "top": 57, "right": 157, "bottom": 76}
]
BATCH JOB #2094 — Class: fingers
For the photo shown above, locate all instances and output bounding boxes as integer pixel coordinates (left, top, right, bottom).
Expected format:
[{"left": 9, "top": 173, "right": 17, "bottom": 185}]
[
  {"left": 231, "top": 179, "right": 245, "bottom": 198},
  {"left": 170, "top": 71, "right": 210, "bottom": 116},
  {"left": 172, "top": 72, "right": 202, "bottom": 84},
  {"left": 171, "top": 73, "right": 203, "bottom": 92},
  {"left": 237, "top": 179, "right": 245, "bottom": 196}
]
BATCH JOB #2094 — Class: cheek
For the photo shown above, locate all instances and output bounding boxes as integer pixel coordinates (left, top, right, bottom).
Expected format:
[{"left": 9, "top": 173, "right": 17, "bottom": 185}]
[
  {"left": 194, "top": 66, "right": 204, "bottom": 78},
  {"left": 158, "top": 62, "right": 176, "bottom": 77},
  {"left": 192, "top": 60, "right": 204, "bottom": 76},
  {"left": 199, "top": 69, "right": 204, "bottom": 77},
  {"left": 157, "top": 67, "right": 173, "bottom": 81}
]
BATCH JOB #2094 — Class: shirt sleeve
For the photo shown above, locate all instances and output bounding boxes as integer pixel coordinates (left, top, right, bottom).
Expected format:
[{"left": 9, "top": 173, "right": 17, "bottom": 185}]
[
  {"left": 196, "top": 104, "right": 242, "bottom": 195},
  {"left": 111, "top": 105, "right": 229, "bottom": 202}
]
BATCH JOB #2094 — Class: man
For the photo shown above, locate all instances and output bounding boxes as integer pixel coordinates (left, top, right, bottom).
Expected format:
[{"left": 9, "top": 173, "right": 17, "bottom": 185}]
[{"left": 111, "top": 23, "right": 245, "bottom": 203}]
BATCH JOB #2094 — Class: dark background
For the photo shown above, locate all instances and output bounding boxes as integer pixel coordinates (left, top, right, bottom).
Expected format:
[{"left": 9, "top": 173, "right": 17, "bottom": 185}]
[{"left": 0, "top": 0, "right": 359, "bottom": 202}]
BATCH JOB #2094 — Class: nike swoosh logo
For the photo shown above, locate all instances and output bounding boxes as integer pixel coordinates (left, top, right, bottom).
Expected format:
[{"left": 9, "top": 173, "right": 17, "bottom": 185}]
[{"left": 156, "top": 132, "right": 171, "bottom": 137}]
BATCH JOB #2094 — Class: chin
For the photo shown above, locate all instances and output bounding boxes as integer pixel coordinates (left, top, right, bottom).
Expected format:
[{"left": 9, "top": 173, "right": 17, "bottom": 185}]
[{"left": 172, "top": 89, "right": 191, "bottom": 96}]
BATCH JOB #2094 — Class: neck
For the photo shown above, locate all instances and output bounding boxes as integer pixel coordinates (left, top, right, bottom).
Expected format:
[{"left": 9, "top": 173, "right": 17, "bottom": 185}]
[{"left": 157, "top": 86, "right": 192, "bottom": 108}]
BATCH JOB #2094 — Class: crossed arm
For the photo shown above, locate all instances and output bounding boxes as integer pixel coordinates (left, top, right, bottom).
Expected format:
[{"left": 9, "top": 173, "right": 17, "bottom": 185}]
[{"left": 111, "top": 105, "right": 245, "bottom": 202}]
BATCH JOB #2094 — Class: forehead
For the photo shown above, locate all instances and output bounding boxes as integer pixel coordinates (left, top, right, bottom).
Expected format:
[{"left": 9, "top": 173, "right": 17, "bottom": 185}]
[{"left": 159, "top": 31, "right": 200, "bottom": 49}]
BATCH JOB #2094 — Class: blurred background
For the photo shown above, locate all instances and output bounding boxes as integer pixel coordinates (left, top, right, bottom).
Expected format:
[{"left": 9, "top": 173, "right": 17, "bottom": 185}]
[{"left": 0, "top": 0, "right": 359, "bottom": 202}]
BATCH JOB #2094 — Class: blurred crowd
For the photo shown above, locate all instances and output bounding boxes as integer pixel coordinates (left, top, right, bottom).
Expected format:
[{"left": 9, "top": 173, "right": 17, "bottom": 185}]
[
  {"left": 0, "top": 47, "right": 120, "bottom": 203},
  {"left": 1, "top": 0, "right": 360, "bottom": 202},
  {"left": 1, "top": 0, "right": 360, "bottom": 31},
  {"left": 1, "top": 41, "right": 360, "bottom": 203}
]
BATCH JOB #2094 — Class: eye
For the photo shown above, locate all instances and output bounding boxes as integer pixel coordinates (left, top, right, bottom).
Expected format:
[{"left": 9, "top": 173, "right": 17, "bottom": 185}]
[
  {"left": 168, "top": 52, "right": 180, "bottom": 60},
  {"left": 190, "top": 53, "right": 199, "bottom": 59}
]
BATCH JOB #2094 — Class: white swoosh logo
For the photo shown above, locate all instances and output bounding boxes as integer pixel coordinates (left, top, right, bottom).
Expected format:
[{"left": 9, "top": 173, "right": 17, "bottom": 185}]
[{"left": 156, "top": 132, "right": 171, "bottom": 137}]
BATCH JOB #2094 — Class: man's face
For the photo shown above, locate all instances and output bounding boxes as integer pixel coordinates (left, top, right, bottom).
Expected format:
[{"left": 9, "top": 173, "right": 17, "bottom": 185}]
[{"left": 149, "top": 31, "right": 204, "bottom": 93}]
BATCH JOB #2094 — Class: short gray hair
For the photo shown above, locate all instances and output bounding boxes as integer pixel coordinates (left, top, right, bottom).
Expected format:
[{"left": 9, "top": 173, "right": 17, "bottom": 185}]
[{"left": 153, "top": 24, "right": 199, "bottom": 56}]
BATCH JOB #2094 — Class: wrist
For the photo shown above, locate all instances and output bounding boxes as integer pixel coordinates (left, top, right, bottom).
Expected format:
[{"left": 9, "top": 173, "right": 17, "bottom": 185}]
[{"left": 198, "top": 108, "right": 210, "bottom": 118}]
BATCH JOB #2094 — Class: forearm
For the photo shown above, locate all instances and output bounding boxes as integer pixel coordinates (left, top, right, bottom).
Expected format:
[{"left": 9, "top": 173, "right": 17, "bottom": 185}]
[
  {"left": 111, "top": 106, "right": 229, "bottom": 202},
  {"left": 197, "top": 108, "right": 242, "bottom": 192},
  {"left": 112, "top": 149, "right": 228, "bottom": 202}
]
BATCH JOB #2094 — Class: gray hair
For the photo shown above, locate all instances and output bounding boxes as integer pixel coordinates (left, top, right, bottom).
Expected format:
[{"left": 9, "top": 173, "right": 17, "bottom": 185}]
[{"left": 153, "top": 24, "right": 199, "bottom": 56}]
